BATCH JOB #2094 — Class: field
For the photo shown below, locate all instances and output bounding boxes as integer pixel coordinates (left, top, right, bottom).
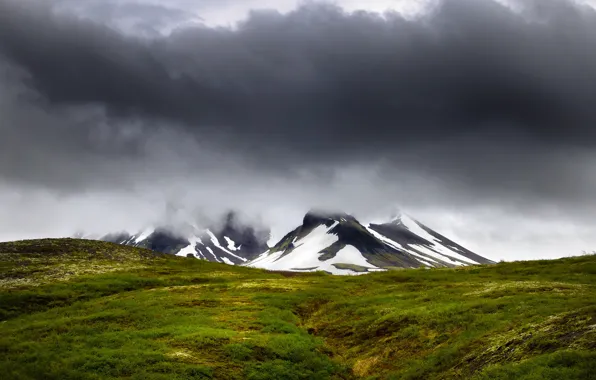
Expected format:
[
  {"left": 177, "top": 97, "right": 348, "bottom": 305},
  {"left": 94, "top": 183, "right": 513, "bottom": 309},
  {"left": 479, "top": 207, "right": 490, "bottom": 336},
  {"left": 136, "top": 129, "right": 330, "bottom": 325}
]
[{"left": 1, "top": 239, "right": 595, "bottom": 379}]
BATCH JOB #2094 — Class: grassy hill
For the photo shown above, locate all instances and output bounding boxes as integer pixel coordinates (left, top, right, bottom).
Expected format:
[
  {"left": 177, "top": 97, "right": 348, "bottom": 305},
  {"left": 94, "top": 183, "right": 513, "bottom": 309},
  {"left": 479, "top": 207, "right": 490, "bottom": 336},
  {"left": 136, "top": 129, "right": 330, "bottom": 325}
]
[{"left": 1, "top": 239, "right": 594, "bottom": 380}]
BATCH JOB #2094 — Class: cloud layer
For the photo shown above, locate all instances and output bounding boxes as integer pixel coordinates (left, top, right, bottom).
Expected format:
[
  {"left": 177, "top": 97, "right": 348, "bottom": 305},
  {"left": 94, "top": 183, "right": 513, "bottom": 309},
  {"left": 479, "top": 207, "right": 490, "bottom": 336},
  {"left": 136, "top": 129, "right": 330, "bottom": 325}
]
[{"left": 1, "top": 0, "right": 595, "bottom": 260}]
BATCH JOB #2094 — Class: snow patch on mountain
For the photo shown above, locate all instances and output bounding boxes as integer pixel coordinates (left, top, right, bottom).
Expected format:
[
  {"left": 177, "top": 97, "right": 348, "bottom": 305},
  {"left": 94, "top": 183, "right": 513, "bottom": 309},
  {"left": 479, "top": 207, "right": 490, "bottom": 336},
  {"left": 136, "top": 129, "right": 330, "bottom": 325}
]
[
  {"left": 365, "top": 224, "right": 439, "bottom": 265},
  {"left": 398, "top": 215, "right": 479, "bottom": 265},
  {"left": 249, "top": 222, "right": 381, "bottom": 274},
  {"left": 221, "top": 257, "right": 234, "bottom": 265},
  {"left": 250, "top": 222, "right": 338, "bottom": 268},
  {"left": 330, "top": 245, "right": 378, "bottom": 271},
  {"left": 365, "top": 225, "right": 404, "bottom": 250},
  {"left": 224, "top": 236, "right": 239, "bottom": 251},
  {"left": 176, "top": 236, "right": 202, "bottom": 257},
  {"left": 205, "top": 230, "right": 247, "bottom": 262},
  {"left": 134, "top": 228, "right": 154, "bottom": 244},
  {"left": 205, "top": 247, "right": 219, "bottom": 262}
]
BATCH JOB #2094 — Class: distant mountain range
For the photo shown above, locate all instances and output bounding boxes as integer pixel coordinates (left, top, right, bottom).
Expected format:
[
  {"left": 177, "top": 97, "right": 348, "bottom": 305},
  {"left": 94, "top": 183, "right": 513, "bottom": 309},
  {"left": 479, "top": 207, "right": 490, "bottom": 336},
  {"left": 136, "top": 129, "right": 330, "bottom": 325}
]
[
  {"left": 98, "top": 210, "right": 494, "bottom": 274},
  {"left": 101, "top": 212, "right": 269, "bottom": 265}
]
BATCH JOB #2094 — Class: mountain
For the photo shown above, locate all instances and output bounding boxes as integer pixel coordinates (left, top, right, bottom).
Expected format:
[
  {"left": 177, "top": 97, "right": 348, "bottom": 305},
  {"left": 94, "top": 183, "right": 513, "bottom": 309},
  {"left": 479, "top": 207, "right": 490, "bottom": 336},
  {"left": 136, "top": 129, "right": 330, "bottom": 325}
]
[
  {"left": 100, "top": 209, "right": 493, "bottom": 274},
  {"left": 102, "top": 212, "right": 269, "bottom": 265},
  {"left": 247, "top": 211, "right": 494, "bottom": 274}
]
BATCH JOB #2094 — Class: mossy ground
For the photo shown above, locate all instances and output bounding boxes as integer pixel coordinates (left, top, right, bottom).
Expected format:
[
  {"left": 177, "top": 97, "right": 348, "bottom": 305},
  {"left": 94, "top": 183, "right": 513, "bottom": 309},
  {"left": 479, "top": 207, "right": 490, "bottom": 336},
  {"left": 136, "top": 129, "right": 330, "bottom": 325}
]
[{"left": 1, "top": 239, "right": 595, "bottom": 379}]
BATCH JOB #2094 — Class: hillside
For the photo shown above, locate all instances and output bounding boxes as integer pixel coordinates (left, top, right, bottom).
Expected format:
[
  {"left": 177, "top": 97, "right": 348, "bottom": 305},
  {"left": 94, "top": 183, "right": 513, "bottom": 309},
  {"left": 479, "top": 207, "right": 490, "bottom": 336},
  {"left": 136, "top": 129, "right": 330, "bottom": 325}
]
[{"left": 1, "top": 239, "right": 595, "bottom": 379}]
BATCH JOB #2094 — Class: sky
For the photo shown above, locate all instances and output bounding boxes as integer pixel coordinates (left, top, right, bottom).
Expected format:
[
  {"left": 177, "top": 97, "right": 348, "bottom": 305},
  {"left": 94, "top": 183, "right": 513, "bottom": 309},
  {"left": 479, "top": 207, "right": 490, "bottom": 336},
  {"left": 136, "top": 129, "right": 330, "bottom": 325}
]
[{"left": 1, "top": 0, "right": 596, "bottom": 261}]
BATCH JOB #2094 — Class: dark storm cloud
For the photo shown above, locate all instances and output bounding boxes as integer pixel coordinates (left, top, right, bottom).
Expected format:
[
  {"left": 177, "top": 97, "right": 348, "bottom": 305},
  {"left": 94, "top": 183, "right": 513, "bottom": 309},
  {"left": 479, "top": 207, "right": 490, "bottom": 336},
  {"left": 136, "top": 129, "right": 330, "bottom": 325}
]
[
  {"left": 1, "top": 0, "right": 596, "bottom": 205},
  {"left": 51, "top": 0, "right": 201, "bottom": 33},
  {"left": 2, "top": 0, "right": 596, "bottom": 150}
]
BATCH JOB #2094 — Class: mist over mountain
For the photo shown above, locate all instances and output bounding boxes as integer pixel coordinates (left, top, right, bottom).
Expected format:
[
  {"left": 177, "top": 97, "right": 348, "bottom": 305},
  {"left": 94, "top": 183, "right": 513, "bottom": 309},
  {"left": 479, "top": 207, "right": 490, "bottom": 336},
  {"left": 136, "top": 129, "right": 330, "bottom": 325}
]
[
  {"left": 101, "top": 211, "right": 270, "bottom": 265},
  {"left": 97, "top": 209, "right": 494, "bottom": 274}
]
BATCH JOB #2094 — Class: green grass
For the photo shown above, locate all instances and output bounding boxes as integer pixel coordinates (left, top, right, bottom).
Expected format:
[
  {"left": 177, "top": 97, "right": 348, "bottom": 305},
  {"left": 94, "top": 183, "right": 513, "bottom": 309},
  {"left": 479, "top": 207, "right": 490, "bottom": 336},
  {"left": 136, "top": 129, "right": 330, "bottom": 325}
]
[
  {"left": 331, "top": 263, "right": 370, "bottom": 273},
  {"left": 0, "top": 239, "right": 595, "bottom": 379}
]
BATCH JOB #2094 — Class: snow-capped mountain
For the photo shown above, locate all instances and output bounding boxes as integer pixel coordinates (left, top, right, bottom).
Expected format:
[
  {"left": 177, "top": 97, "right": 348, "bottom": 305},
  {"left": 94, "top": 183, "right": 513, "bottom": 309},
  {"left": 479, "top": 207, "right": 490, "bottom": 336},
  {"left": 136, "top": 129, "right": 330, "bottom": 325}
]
[
  {"left": 247, "top": 211, "right": 494, "bottom": 274},
  {"left": 102, "top": 213, "right": 269, "bottom": 265},
  {"left": 99, "top": 209, "right": 493, "bottom": 274}
]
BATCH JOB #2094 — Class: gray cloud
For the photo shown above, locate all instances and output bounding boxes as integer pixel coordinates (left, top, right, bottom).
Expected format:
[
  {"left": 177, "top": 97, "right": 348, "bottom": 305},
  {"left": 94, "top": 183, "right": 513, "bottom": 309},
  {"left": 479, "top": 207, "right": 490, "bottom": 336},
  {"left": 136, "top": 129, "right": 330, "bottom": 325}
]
[
  {"left": 0, "top": 0, "right": 595, "bottom": 260},
  {"left": 3, "top": 0, "right": 596, "bottom": 146},
  {"left": 51, "top": 0, "right": 203, "bottom": 37}
]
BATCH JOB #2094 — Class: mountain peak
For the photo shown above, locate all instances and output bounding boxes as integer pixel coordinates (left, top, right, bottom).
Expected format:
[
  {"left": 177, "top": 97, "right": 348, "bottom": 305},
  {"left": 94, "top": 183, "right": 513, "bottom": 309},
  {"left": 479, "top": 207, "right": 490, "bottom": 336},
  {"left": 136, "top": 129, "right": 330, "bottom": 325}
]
[
  {"left": 250, "top": 210, "right": 494, "bottom": 274},
  {"left": 388, "top": 206, "right": 403, "bottom": 222},
  {"left": 303, "top": 210, "right": 355, "bottom": 226}
]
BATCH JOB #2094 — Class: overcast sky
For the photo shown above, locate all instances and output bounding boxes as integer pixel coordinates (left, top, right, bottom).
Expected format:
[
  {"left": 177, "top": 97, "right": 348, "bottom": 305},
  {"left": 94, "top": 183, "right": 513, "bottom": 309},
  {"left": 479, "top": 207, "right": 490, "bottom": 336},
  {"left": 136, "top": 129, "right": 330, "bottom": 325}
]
[{"left": 1, "top": 0, "right": 595, "bottom": 261}]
